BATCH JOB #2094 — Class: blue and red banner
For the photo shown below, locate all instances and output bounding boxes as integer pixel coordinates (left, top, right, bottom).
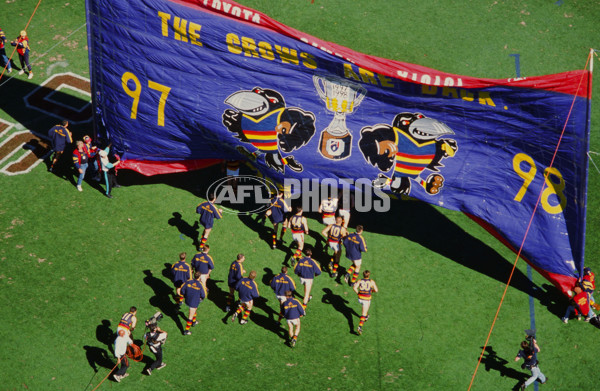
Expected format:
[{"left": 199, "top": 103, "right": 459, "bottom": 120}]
[{"left": 86, "top": 0, "right": 591, "bottom": 294}]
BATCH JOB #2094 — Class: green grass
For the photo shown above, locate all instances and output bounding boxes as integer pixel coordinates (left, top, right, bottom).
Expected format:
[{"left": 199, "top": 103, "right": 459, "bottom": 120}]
[{"left": 1, "top": 0, "right": 599, "bottom": 390}]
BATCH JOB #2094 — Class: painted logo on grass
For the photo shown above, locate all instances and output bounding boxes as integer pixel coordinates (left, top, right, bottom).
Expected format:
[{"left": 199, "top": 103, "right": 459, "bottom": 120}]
[{"left": 207, "top": 175, "right": 279, "bottom": 215}]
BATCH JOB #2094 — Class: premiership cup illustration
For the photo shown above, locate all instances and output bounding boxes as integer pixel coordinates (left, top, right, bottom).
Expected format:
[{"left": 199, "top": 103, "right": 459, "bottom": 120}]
[{"left": 313, "top": 75, "right": 367, "bottom": 160}]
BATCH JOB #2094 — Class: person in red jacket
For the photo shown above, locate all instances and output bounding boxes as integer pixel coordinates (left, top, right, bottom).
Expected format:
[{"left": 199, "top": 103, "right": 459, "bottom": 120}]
[
  {"left": 11, "top": 30, "right": 32, "bottom": 79},
  {"left": 562, "top": 286, "right": 590, "bottom": 323},
  {"left": 0, "top": 27, "right": 12, "bottom": 74}
]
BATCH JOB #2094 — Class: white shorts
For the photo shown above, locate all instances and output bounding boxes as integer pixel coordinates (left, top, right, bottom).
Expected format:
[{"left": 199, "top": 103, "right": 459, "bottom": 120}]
[
  {"left": 200, "top": 274, "right": 209, "bottom": 284},
  {"left": 287, "top": 318, "right": 300, "bottom": 326},
  {"left": 322, "top": 216, "right": 335, "bottom": 225},
  {"left": 226, "top": 168, "right": 239, "bottom": 177},
  {"left": 350, "top": 259, "right": 362, "bottom": 267},
  {"left": 338, "top": 209, "right": 350, "bottom": 222},
  {"left": 328, "top": 241, "right": 340, "bottom": 252},
  {"left": 300, "top": 277, "right": 313, "bottom": 285},
  {"left": 358, "top": 299, "right": 371, "bottom": 306},
  {"left": 241, "top": 300, "right": 253, "bottom": 307},
  {"left": 292, "top": 233, "right": 304, "bottom": 243},
  {"left": 276, "top": 295, "right": 286, "bottom": 302}
]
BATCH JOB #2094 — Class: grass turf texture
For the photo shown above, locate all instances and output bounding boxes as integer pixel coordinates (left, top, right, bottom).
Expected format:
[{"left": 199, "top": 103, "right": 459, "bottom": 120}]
[{"left": 0, "top": 0, "right": 599, "bottom": 389}]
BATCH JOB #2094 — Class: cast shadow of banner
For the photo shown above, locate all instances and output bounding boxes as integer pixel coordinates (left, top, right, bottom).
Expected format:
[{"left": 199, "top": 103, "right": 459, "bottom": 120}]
[{"left": 350, "top": 199, "right": 565, "bottom": 312}]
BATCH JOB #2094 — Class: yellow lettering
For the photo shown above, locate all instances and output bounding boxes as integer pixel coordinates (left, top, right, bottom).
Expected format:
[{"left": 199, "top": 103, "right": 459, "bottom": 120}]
[
  {"left": 148, "top": 80, "right": 171, "bottom": 127},
  {"left": 189, "top": 22, "right": 202, "bottom": 47},
  {"left": 275, "top": 45, "right": 299, "bottom": 65},
  {"left": 378, "top": 73, "right": 394, "bottom": 88},
  {"left": 226, "top": 33, "right": 242, "bottom": 54},
  {"left": 343, "top": 63, "right": 360, "bottom": 81},
  {"left": 478, "top": 91, "right": 496, "bottom": 107},
  {"left": 422, "top": 85, "right": 437, "bottom": 95},
  {"left": 442, "top": 87, "right": 459, "bottom": 99},
  {"left": 241, "top": 37, "right": 259, "bottom": 58},
  {"left": 358, "top": 67, "right": 378, "bottom": 85},
  {"left": 157, "top": 11, "right": 171, "bottom": 37},
  {"left": 460, "top": 89, "right": 474, "bottom": 102},
  {"left": 300, "top": 52, "right": 317, "bottom": 69},
  {"left": 173, "top": 17, "right": 188, "bottom": 42},
  {"left": 258, "top": 41, "right": 275, "bottom": 60}
]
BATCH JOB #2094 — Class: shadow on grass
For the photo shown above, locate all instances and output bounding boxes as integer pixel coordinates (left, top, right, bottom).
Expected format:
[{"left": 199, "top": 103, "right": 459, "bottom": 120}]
[
  {"left": 252, "top": 296, "right": 286, "bottom": 338},
  {"left": 168, "top": 212, "right": 200, "bottom": 248},
  {"left": 206, "top": 278, "right": 228, "bottom": 311},
  {"left": 351, "top": 200, "right": 562, "bottom": 309},
  {"left": 321, "top": 287, "right": 359, "bottom": 334},
  {"left": 143, "top": 269, "right": 184, "bottom": 335},
  {"left": 480, "top": 345, "right": 528, "bottom": 388},
  {"left": 238, "top": 213, "right": 275, "bottom": 251},
  {"left": 83, "top": 345, "right": 114, "bottom": 373}
]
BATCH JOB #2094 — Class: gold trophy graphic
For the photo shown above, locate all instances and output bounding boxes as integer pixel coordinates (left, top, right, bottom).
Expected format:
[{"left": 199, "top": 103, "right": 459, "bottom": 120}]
[{"left": 313, "top": 75, "right": 367, "bottom": 160}]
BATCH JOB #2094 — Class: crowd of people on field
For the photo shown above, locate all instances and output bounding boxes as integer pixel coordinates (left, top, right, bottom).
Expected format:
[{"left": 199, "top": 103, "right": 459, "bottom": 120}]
[{"left": 46, "top": 119, "right": 121, "bottom": 198}]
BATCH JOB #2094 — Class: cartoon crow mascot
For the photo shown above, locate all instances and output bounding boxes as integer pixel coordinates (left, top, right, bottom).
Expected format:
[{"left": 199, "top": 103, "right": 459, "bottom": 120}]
[
  {"left": 359, "top": 112, "right": 458, "bottom": 195},
  {"left": 222, "top": 87, "right": 316, "bottom": 173}
]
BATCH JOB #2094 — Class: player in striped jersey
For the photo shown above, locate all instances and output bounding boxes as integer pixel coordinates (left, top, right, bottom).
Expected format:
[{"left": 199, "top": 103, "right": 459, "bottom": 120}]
[
  {"left": 318, "top": 195, "right": 338, "bottom": 226},
  {"left": 321, "top": 216, "right": 347, "bottom": 278},
  {"left": 353, "top": 270, "right": 378, "bottom": 335},
  {"left": 117, "top": 307, "right": 137, "bottom": 337},
  {"left": 286, "top": 206, "right": 308, "bottom": 265}
]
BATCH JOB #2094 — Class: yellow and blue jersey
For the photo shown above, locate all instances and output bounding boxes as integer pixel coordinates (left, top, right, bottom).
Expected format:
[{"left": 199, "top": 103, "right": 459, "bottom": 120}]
[
  {"left": 327, "top": 224, "right": 344, "bottom": 243},
  {"left": 268, "top": 197, "right": 289, "bottom": 224},
  {"left": 282, "top": 297, "right": 305, "bottom": 320},
  {"left": 356, "top": 278, "right": 375, "bottom": 301},
  {"left": 180, "top": 279, "right": 206, "bottom": 308},
  {"left": 343, "top": 233, "right": 367, "bottom": 261},
  {"left": 192, "top": 252, "right": 214, "bottom": 274},
  {"left": 227, "top": 260, "right": 244, "bottom": 287},
  {"left": 236, "top": 277, "right": 260, "bottom": 302},
  {"left": 270, "top": 273, "right": 296, "bottom": 296},
  {"left": 118, "top": 312, "right": 135, "bottom": 330},
  {"left": 196, "top": 201, "right": 222, "bottom": 228},
  {"left": 294, "top": 257, "right": 322, "bottom": 279},
  {"left": 171, "top": 260, "right": 192, "bottom": 286},
  {"left": 289, "top": 215, "right": 304, "bottom": 234}
]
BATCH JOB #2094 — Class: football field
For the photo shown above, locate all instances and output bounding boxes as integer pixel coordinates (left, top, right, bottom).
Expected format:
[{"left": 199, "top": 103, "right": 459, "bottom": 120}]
[{"left": 1, "top": 0, "right": 599, "bottom": 390}]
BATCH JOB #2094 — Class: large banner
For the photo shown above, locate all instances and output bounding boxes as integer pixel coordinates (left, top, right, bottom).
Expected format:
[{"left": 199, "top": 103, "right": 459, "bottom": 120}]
[{"left": 86, "top": 0, "right": 591, "bottom": 294}]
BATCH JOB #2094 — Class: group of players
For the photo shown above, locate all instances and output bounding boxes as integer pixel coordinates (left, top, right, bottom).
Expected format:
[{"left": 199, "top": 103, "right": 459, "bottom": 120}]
[
  {"left": 109, "top": 176, "right": 379, "bottom": 382},
  {"left": 180, "top": 186, "right": 378, "bottom": 345}
]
